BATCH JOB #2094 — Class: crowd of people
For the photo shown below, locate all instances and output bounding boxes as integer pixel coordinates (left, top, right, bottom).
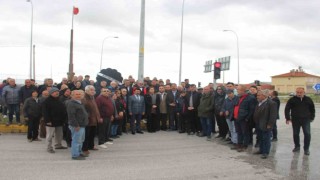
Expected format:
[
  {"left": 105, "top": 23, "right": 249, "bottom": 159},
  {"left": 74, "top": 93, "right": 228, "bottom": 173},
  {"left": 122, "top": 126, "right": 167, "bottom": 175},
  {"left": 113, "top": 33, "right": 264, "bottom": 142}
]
[{"left": 0, "top": 75, "right": 315, "bottom": 160}]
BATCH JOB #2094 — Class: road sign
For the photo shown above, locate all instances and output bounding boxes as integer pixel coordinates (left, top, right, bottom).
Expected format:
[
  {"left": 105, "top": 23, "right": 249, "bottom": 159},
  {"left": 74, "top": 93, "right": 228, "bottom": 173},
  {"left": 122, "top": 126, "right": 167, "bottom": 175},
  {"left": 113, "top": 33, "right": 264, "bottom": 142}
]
[
  {"left": 204, "top": 60, "right": 212, "bottom": 73},
  {"left": 217, "top": 56, "right": 231, "bottom": 71},
  {"left": 313, "top": 83, "right": 320, "bottom": 91}
]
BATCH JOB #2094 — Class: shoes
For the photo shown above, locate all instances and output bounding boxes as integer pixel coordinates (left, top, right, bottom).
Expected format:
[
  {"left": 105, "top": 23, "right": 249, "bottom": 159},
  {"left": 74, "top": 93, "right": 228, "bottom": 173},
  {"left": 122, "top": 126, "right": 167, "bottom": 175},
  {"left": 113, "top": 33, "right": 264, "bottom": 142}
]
[
  {"left": 89, "top": 147, "right": 99, "bottom": 151},
  {"left": 55, "top": 146, "right": 68, "bottom": 149},
  {"left": 132, "top": 131, "right": 136, "bottom": 135},
  {"left": 137, "top": 131, "right": 144, "bottom": 134},
  {"left": 227, "top": 141, "right": 233, "bottom": 144},
  {"left": 104, "top": 141, "right": 113, "bottom": 145},
  {"left": 99, "top": 144, "right": 108, "bottom": 149},
  {"left": 80, "top": 153, "right": 89, "bottom": 157},
  {"left": 253, "top": 151, "right": 262, "bottom": 155},
  {"left": 304, "top": 150, "right": 310, "bottom": 156},
  {"left": 82, "top": 151, "right": 90, "bottom": 155},
  {"left": 254, "top": 143, "right": 260, "bottom": 148},
  {"left": 33, "top": 138, "right": 42, "bottom": 141},
  {"left": 292, "top": 147, "right": 300, "bottom": 152},
  {"left": 3, "top": 115, "right": 8, "bottom": 118},
  {"left": 261, "top": 154, "right": 268, "bottom": 159},
  {"left": 179, "top": 131, "right": 185, "bottom": 133},
  {"left": 107, "top": 138, "right": 113, "bottom": 142},
  {"left": 215, "top": 134, "right": 223, "bottom": 138},
  {"left": 6, "top": 122, "right": 11, "bottom": 126},
  {"left": 190, "top": 132, "right": 195, "bottom": 135},
  {"left": 72, "top": 156, "right": 85, "bottom": 160},
  {"left": 231, "top": 145, "right": 239, "bottom": 150},
  {"left": 237, "top": 147, "right": 247, "bottom": 152},
  {"left": 272, "top": 138, "right": 278, "bottom": 142},
  {"left": 47, "top": 149, "right": 55, "bottom": 153}
]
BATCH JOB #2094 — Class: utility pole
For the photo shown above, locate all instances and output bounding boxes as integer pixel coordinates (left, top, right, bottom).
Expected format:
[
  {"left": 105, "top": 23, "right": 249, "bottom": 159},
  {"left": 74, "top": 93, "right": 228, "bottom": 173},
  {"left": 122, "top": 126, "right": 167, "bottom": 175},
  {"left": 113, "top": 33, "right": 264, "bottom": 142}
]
[{"left": 138, "top": 0, "right": 145, "bottom": 82}]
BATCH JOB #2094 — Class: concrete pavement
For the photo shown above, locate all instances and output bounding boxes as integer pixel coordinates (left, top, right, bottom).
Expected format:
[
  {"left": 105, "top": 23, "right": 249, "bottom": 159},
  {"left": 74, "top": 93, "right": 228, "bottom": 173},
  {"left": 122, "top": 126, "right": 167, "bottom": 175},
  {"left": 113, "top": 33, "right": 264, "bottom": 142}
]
[{"left": 0, "top": 104, "right": 319, "bottom": 180}]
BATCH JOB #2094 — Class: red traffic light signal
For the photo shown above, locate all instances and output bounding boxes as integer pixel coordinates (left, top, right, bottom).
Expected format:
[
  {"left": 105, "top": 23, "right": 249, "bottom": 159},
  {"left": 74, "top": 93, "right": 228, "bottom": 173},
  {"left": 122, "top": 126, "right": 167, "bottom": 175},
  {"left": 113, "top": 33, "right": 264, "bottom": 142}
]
[
  {"left": 214, "top": 62, "right": 221, "bottom": 68},
  {"left": 214, "top": 62, "right": 221, "bottom": 80}
]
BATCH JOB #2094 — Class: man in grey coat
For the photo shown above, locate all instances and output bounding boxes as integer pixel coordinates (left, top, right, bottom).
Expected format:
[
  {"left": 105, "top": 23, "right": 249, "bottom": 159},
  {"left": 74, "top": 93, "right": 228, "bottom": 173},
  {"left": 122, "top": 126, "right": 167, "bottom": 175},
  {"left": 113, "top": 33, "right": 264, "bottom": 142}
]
[
  {"left": 253, "top": 90, "right": 277, "bottom": 159},
  {"left": 2, "top": 78, "right": 21, "bottom": 125},
  {"left": 67, "top": 90, "right": 88, "bottom": 160}
]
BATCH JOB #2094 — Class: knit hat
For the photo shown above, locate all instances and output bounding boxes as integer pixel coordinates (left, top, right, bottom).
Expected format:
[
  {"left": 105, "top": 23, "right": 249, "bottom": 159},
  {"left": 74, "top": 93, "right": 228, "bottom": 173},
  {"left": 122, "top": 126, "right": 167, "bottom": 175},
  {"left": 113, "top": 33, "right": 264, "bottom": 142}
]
[{"left": 49, "top": 87, "right": 59, "bottom": 95}]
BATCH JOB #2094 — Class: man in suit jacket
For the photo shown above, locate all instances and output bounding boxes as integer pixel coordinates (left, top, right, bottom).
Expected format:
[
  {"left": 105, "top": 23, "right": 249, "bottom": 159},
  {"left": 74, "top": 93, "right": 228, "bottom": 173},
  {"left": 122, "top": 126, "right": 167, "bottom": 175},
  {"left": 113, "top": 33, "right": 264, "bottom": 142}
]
[
  {"left": 185, "top": 84, "right": 201, "bottom": 135},
  {"left": 128, "top": 88, "right": 145, "bottom": 134},
  {"left": 166, "top": 83, "right": 180, "bottom": 131},
  {"left": 253, "top": 90, "right": 277, "bottom": 159}
]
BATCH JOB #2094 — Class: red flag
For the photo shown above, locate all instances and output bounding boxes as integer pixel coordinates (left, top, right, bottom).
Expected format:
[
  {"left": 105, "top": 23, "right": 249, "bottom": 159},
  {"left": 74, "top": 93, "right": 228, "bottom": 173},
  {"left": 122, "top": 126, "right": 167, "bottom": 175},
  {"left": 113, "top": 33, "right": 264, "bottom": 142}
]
[{"left": 73, "top": 7, "right": 79, "bottom": 15}]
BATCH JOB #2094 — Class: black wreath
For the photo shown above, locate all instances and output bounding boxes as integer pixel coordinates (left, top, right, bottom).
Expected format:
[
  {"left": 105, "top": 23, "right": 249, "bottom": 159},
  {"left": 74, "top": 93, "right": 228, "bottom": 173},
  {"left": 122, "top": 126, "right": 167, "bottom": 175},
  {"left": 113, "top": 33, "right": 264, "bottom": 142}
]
[{"left": 96, "top": 68, "right": 123, "bottom": 85}]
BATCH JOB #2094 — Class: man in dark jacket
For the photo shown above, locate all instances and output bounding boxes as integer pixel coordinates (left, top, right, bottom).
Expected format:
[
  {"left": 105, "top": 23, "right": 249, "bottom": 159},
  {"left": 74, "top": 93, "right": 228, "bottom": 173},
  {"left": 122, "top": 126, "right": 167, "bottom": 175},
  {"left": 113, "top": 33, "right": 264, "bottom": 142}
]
[
  {"left": 166, "top": 83, "right": 180, "bottom": 131},
  {"left": 233, "top": 85, "right": 256, "bottom": 152},
  {"left": 67, "top": 90, "right": 89, "bottom": 160},
  {"left": 43, "top": 87, "right": 68, "bottom": 153},
  {"left": 214, "top": 86, "right": 228, "bottom": 139},
  {"left": 285, "top": 87, "right": 315, "bottom": 156},
  {"left": 23, "top": 90, "right": 42, "bottom": 142},
  {"left": 20, "top": 79, "right": 37, "bottom": 105},
  {"left": 253, "top": 90, "right": 277, "bottom": 159},
  {"left": 185, "top": 84, "right": 201, "bottom": 135}
]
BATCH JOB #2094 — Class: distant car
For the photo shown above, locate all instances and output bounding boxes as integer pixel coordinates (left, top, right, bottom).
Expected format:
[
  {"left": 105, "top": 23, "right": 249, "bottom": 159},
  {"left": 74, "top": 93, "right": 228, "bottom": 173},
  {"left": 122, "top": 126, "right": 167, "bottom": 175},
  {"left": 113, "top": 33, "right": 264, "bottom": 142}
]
[{"left": 289, "top": 92, "right": 295, "bottom": 96}]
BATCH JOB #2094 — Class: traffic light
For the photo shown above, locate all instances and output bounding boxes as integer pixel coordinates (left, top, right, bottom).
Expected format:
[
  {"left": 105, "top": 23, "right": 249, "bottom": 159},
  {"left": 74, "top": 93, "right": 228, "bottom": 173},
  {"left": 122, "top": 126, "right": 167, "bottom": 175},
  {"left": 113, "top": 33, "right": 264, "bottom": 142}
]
[{"left": 214, "top": 62, "right": 221, "bottom": 79}]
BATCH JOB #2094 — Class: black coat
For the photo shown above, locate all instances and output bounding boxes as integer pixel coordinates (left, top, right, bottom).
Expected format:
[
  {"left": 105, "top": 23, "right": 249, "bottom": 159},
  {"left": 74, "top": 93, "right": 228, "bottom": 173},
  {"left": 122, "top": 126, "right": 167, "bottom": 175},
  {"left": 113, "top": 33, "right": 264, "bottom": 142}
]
[
  {"left": 185, "top": 91, "right": 201, "bottom": 110},
  {"left": 23, "top": 97, "right": 42, "bottom": 118},
  {"left": 285, "top": 95, "right": 315, "bottom": 121},
  {"left": 42, "top": 96, "right": 67, "bottom": 127},
  {"left": 145, "top": 93, "right": 160, "bottom": 115}
]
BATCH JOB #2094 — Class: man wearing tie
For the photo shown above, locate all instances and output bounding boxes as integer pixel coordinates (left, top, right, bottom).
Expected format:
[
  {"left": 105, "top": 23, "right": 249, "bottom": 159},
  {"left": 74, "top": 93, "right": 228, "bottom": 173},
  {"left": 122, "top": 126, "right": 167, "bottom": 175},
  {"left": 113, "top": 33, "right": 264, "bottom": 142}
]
[
  {"left": 166, "top": 83, "right": 180, "bottom": 131},
  {"left": 128, "top": 89, "right": 145, "bottom": 134}
]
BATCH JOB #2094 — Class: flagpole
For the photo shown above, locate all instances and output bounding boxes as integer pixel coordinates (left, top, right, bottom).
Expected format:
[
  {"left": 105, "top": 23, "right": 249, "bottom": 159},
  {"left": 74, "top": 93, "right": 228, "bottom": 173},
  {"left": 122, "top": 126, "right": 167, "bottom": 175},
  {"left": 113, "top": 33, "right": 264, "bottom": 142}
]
[{"left": 68, "top": 7, "right": 75, "bottom": 81}]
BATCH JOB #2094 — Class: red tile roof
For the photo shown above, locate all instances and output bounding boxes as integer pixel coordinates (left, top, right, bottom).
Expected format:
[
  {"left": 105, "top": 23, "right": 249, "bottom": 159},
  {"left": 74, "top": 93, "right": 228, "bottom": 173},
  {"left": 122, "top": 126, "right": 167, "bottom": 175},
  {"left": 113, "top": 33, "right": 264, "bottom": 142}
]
[{"left": 272, "top": 71, "right": 320, "bottom": 78}]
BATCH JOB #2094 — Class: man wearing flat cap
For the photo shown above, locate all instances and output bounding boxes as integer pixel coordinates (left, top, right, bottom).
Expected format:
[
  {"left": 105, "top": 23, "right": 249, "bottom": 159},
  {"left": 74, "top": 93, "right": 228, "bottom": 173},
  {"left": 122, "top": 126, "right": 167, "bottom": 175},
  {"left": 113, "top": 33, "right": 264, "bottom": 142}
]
[{"left": 43, "top": 87, "right": 68, "bottom": 153}]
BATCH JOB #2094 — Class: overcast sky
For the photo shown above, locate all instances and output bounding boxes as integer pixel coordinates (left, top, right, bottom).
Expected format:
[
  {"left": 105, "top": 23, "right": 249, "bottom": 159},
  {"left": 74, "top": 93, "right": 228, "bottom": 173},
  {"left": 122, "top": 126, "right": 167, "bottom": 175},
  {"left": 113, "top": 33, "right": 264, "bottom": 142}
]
[{"left": 0, "top": 0, "right": 319, "bottom": 85}]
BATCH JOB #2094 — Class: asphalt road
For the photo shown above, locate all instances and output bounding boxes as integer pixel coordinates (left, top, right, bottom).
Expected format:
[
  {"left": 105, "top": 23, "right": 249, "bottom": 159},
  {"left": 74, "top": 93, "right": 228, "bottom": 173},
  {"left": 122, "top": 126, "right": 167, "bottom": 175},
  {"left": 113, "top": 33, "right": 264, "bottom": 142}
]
[{"left": 0, "top": 104, "right": 319, "bottom": 180}]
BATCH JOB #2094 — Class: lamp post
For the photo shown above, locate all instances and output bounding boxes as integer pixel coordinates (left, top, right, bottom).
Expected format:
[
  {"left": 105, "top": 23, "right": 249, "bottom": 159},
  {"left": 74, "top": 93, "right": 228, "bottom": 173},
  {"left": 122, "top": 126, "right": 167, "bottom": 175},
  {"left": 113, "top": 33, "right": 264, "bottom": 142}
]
[
  {"left": 223, "top": 30, "right": 239, "bottom": 85},
  {"left": 178, "top": 0, "right": 185, "bottom": 85},
  {"left": 100, "top": 36, "right": 118, "bottom": 70},
  {"left": 27, "top": 0, "right": 33, "bottom": 79}
]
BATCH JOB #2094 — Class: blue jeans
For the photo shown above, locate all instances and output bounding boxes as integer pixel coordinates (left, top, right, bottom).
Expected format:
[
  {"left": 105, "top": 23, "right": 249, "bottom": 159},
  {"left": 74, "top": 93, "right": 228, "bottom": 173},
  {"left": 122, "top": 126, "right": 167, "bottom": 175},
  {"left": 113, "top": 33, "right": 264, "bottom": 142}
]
[
  {"left": 258, "top": 129, "right": 272, "bottom": 155},
  {"left": 7, "top": 104, "right": 20, "bottom": 123},
  {"left": 235, "top": 120, "right": 249, "bottom": 146},
  {"left": 292, "top": 120, "right": 311, "bottom": 151},
  {"left": 111, "top": 124, "right": 119, "bottom": 136},
  {"left": 69, "top": 126, "right": 85, "bottom": 158},
  {"left": 200, "top": 117, "right": 212, "bottom": 138},
  {"left": 226, "top": 119, "right": 238, "bottom": 144}
]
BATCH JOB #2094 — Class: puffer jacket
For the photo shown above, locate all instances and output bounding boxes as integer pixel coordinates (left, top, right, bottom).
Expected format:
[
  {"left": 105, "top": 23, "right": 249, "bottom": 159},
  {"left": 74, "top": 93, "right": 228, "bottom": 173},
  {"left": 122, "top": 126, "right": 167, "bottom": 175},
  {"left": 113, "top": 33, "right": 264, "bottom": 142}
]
[{"left": 2, "top": 85, "right": 20, "bottom": 104}]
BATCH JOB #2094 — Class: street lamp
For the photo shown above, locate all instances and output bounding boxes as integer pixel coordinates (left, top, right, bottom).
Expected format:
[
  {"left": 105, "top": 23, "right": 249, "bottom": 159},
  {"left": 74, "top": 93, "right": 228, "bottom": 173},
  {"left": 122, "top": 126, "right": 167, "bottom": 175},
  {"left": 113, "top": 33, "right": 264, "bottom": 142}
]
[
  {"left": 100, "top": 36, "right": 118, "bottom": 70},
  {"left": 178, "top": 0, "right": 185, "bottom": 85},
  {"left": 223, "top": 29, "right": 239, "bottom": 85},
  {"left": 27, "top": 0, "right": 33, "bottom": 79}
]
